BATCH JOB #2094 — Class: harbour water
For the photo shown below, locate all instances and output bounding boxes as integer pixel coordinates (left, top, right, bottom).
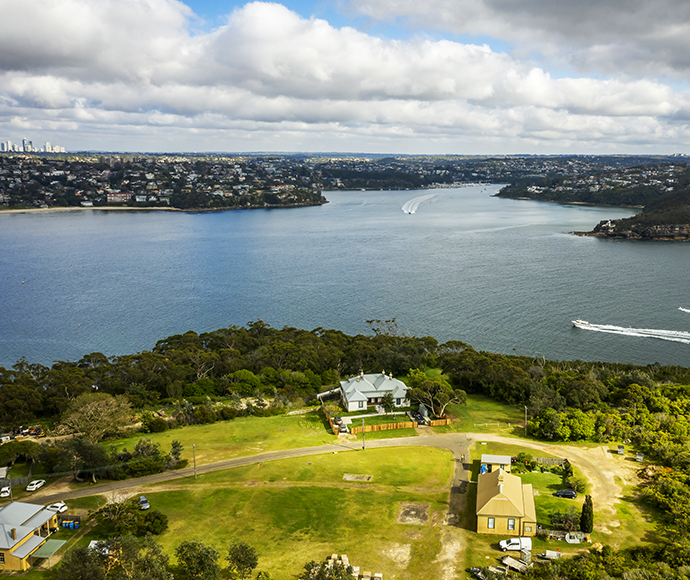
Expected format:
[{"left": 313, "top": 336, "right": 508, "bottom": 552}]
[{"left": 1, "top": 185, "right": 689, "bottom": 368}]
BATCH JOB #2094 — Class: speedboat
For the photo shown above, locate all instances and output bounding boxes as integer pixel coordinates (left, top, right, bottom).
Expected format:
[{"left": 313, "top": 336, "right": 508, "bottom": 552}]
[{"left": 572, "top": 319, "right": 591, "bottom": 328}]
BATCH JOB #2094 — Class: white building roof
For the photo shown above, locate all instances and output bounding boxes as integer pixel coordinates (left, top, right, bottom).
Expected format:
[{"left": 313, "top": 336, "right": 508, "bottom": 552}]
[
  {"left": 340, "top": 372, "right": 409, "bottom": 405},
  {"left": 481, "top": 454, "right": 512, "bottom": 465},
  {"left": 0, "top": 502, "right": 52, "bottom": 550}
]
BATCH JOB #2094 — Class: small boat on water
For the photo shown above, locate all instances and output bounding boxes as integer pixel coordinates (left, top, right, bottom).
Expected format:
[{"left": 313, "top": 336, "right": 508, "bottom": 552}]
[{"left": 572, "top": 319, "right": 591, "bottom": 328}]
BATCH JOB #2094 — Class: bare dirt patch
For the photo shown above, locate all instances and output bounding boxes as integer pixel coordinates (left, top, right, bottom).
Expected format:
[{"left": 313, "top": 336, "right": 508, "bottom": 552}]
[
  {"left": 343, "top": 474, "right": 373, "bottom": 482},
  {"left": 397, "top": 502, "right": 430, "bottom": 525},
  {"left": 382, "top": 543, "right": 412, "bottom": 567},
  {"left": 434, "top": 528, "right": 464, "bottom": 580}
]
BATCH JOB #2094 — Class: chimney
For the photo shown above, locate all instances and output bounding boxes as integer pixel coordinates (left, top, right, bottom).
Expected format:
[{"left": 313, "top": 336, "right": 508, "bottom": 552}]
[{"left": 10, "top": 528, "right": 16, "bottom": 541}]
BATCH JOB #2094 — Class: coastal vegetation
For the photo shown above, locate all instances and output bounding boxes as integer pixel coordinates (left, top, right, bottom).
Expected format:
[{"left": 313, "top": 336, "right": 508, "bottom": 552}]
[{"left": 4, "top": 321, "right": 690, "bottom": 577}]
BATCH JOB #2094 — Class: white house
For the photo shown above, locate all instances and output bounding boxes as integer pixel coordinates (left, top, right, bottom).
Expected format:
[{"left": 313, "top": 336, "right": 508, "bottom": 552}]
[{"left": 340, "top": 371, "right": 409, "bottom": 412}]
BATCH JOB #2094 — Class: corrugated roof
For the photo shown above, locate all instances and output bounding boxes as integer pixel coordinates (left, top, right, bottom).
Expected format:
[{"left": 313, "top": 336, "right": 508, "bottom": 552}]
[
  {"left": 23, "top": 510, "right": 55, "bottom": 530},
  {"left": 11, "top": 534, "right": 44, "bottom": 559},
  {"left": 0, "top": 502, "right": 44, "bottom": 527},
  {"left": 521, "top": 484, "right": 537, "bottom": 523},
  {"left": 481, "top": 454, "right": 512, "bottom": 465},
  {"left": 31, "top": 539, "right": 66, "bottom": 559},
  {"left": 340, "top": 374, "right": 408, "bottom": 404},
  {"left": 476, "top": 469, "right": 525, "bottom": 517},
  {"left": 0, "top": 524, "right": 34, "bottom": 550}
]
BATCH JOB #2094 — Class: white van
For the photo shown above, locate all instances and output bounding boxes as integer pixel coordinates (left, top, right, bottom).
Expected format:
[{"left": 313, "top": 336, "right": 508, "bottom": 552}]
[{"left": 498, "top": 537, "right": 532, "bottom": 552}]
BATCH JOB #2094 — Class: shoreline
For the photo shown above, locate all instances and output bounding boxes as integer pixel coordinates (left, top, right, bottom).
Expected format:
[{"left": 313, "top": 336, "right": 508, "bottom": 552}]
[
  {"left": 491, "top": 193, "right": 644, "bottom": 210},
  {"left": 0, "top": 201, "right": 327, "bottom": 215}
]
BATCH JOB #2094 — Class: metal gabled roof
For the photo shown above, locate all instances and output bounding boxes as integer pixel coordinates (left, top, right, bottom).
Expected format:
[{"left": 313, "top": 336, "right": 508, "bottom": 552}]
[
  {"left": 11, "top": 534, "right": 44, "bottom": 559},
  {"left": 0, "top": 502, "right": 44, "bottom": 527},
  {"left": 476, "top": 469, "right": 525, "bottom": 518}
]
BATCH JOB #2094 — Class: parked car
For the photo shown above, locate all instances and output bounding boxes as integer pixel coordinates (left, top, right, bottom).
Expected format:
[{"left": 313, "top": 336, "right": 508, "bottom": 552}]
[
  {"left": 0, "top": 486, "right": 10, "bottom": 498},
  {"left": 554, "top": 489, "right": 577, "bottom": 499},
  {"left": 26, "top": 480, "right": 46, "bottom": 491},
  {"left": 499, "top": 537, "right": 533, "bottom": 552},
  {"left": 339, "top": 424, "right": 348, "bottom": 433},
  {"left": 138, "top": 496, "right": 150, "bottom": 510},
  {"left": 47, "top": 501, "right": 68, "bottom": 513}
]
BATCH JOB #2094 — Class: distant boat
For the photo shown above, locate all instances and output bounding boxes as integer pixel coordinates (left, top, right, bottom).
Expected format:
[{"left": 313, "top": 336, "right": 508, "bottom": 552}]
[{"left": 572, "top": 319, "right": 591, "bottom": 328}]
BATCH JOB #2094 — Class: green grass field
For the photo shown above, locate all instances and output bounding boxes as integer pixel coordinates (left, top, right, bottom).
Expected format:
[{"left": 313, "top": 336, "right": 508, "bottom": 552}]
[
  {"left": 433, "top": 395, "right": 525, "bottom": 436},
  {"left": 104, "top": 411, "right": 337, "bottom": 466},
  {"left": 134, "top": 447, "right": 454, "bottom": 580}
]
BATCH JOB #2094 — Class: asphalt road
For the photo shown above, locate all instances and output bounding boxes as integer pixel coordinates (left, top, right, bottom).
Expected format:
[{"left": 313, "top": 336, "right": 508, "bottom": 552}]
[{"left": 28, "top": 433, "right": 473, "bottom": 507}]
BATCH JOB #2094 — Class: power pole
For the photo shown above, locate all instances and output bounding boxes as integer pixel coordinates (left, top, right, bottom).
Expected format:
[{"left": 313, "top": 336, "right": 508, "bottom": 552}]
[
  {"left": 362, "top": 419, "right": 365, "bottom": 450},
  {"left": 524, "top": 406, "right": 528, "bottom": 437},
  {"left": 193, "top": 444, "right": 197, "bottom": 479}
]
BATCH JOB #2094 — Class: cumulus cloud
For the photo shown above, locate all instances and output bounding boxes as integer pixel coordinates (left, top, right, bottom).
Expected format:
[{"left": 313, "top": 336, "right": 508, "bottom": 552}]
[
  {"left": 1, "top": 0, "right": 690, "bottom": 152},
  {"left": 345, "top": 0, "right": 690, "bottom": 79}
]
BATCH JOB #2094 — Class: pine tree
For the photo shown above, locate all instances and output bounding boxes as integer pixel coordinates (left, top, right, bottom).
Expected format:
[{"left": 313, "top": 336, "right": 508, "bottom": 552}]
[{"left": 580, "top": 494, "right": 594, "bottom": 533}]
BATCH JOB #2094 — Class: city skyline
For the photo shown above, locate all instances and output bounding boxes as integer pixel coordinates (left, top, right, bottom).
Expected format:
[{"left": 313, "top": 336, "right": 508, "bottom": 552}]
[
  {"left": 2, "top": 0, "right": 690, "bottom": 154},
  {"left": 1, "top": 138, "right": 65, "bottom": 154}
]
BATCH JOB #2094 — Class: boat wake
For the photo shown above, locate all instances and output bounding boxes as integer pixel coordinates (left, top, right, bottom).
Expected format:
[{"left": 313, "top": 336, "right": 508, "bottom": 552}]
[
  {"left": 680, "top": 307, "right": 690, "bottom": 314},
  {"left": 402, "top": 194, "right": 436, "bottom": 214},
  {"left": 573, "top": 319, "right": 690, "bottom": 344}
]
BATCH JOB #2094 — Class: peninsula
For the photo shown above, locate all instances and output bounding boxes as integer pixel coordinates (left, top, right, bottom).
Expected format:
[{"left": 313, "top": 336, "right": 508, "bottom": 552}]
[{"left": 496, "top": 161, "right": 690, "bottom": 240}]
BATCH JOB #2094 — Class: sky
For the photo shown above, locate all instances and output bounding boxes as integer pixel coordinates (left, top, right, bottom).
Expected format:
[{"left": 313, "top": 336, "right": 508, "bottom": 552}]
[{"left": 2, "top": 0, "right": 690, "bottom": 154}]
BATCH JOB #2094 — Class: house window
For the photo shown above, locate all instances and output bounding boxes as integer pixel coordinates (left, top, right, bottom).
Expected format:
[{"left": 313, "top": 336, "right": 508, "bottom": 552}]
[
  {"left": 525, "top": 526, "right": 532, "bottom": 533},
  {"left": 358, "top": 401, "right": 364, "bottom": 409},
  {"left": 0, "top": 552, "right": 5, "bottom": 564},
  {"left": 396, "top": 398, "right": 401, "bottom": 405},
  {"left": 508, "top": 519, "right": 515, "bottom": 531},
  {"left": 488, "top": 518, "right": 495, "bottom": 529}
]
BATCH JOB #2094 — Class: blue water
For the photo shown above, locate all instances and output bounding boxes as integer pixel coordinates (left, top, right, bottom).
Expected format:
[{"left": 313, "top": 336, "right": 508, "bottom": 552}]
[{"left": 1, "top": 185, "right": 689, "bottom": 368}]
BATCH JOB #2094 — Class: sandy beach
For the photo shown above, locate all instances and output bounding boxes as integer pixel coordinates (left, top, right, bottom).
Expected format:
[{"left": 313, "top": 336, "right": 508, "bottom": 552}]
[{"left": 0, "top": 206, "right": 180, "bottom": 215}]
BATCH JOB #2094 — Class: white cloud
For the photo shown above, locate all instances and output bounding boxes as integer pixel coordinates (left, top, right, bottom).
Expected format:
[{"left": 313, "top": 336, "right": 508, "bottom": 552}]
[
  {"left": 344, "top": 0, "right": 690, "bottom": 79},
  {"left": 1, "top": 0, "right": 690, "bottom": 152}
]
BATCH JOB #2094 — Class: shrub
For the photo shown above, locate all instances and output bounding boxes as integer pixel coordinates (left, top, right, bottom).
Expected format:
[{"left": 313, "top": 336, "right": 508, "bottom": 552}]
[
  {"left": 220, "top": 406, "right": 239, "bottom": 421},
  {"left": 148, "top": 417, "right": 168, "bottom": 432},
  {"left": 566, "top": 475, "right": 587, "bottom": 494}
]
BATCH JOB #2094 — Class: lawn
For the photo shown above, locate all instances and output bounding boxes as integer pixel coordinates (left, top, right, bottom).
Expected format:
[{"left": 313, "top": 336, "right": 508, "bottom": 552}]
[
  {"left": 104, "top": 411, "right": 337, "bottom": 466},
  {"left": 165, "top": 447, "right": 453, "bottom": 489},
  {"left": 433, "top": 395, "right": 524, "bottom": 436},
  {"left": 132, "top": 447, "right": 455, "bottom": 580}
]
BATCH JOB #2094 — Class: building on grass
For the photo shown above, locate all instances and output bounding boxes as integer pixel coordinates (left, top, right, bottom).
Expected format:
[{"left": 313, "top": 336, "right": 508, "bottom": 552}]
[
  {"left": 476, "top": 468, "right": 537, "bottom": 537},
  {"left": 480, "top": 454, "right": 513, "bottom": 474},
  {"left": 339, "top": 371, "right": 409, "bottom": 412},
  {"left": 0, "top": 502, "right": 60, "bottom": 571}
]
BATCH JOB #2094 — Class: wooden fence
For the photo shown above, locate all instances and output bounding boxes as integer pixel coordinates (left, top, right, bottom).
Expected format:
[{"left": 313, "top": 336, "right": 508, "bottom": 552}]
[
  {"left": 430, "top": 417, "right": 451, "bottom": 427},
  {"left": 349, "top": 421, "right": 415, "bottom": 434},
  {"left": 321, "top": 406, "right": 339, "bottom": 435}
]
